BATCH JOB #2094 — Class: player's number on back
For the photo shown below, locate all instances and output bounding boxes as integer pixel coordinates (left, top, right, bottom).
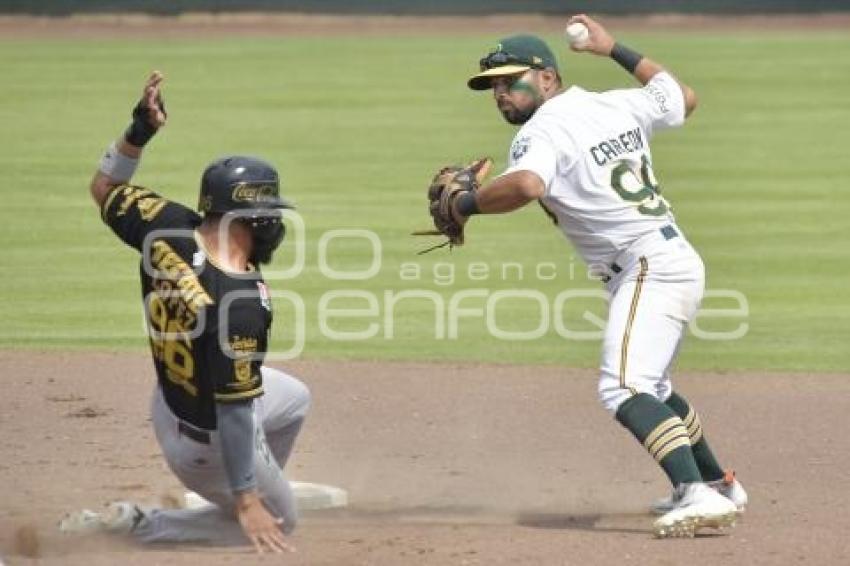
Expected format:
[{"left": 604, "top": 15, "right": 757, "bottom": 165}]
[
  {"left": 148, "top": 295, "right": 197, "bottom": 396},
  {"left": 610, "top": 155, "right": 669, "bottom": 216}
]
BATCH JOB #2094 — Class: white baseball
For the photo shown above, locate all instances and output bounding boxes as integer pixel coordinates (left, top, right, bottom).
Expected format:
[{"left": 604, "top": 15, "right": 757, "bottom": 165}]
[{"left": 565, "top": 22, "right": 589, "bottom": 46}]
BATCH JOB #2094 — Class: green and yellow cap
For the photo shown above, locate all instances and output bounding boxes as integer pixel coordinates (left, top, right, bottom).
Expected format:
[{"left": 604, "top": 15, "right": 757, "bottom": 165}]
[{"left": 468, "top": 34, "right": 559, "bottom": 91}]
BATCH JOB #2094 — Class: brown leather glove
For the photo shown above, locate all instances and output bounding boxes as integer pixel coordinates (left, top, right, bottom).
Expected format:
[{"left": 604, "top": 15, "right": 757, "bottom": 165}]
[{"left": 413, "top": 157, "right": 492, "bottom": 254}]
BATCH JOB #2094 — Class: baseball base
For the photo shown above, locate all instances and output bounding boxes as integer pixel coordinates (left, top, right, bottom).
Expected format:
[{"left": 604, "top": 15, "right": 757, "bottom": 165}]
[{"left": 184, "top": 482, "right": 348, "bottom": 511}]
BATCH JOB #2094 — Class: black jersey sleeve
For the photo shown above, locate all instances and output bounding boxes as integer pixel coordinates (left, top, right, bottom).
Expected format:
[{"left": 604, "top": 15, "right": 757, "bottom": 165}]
[
  {"left": 101, "top": 184, "right": 199, "bottom": 252},
  {"left": 208, "top": 298, "right": 266, "bottom": 403}
]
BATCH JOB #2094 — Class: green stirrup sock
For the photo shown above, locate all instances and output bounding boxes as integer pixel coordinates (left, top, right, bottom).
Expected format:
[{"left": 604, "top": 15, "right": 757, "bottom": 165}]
[
  {"left": 615, "top": 393, "right": 702, "bottom": 486},
  {"left": 664, "top": 391, "right": 725, "bottom": 481}
]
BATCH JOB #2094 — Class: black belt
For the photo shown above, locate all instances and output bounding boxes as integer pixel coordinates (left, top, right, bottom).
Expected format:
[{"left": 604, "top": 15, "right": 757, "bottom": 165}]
[
  {"left": 608, "top": 225, "right": 679, "bottom": 278},
  {"left": 178, "top": 420, "right": 211, "bottom": 444}
]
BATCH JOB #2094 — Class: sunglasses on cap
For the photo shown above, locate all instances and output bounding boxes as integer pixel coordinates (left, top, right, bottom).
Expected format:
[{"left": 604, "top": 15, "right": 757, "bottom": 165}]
[{"left": 479, "top": 51, "right": 544, "bottom": 71}]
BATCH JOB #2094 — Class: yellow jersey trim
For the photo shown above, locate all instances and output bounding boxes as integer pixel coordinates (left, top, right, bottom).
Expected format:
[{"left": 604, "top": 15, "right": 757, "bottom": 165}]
[
  {"left": 215, "top": 387, "right": 264, "bottom": 402},
  {"left": 100, "top": 184, "right": 125, "bottom": 222}
]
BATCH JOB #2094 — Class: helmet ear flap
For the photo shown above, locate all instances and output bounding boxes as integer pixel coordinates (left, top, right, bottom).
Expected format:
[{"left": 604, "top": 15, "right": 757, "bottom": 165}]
[{"left": 198, "top": 194, "right": 213, "bottom": 213}]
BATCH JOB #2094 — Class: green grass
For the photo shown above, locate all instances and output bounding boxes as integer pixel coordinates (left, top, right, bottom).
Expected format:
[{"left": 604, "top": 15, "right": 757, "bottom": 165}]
[{"left": 1, "top": 31, "right": 848, "bottom": 371}]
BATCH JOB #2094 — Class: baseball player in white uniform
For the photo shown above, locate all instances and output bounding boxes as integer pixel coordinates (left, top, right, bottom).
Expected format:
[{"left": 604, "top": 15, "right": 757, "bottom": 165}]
[{"left": 453, "top": 15, "right": 748, "bottom": 537}]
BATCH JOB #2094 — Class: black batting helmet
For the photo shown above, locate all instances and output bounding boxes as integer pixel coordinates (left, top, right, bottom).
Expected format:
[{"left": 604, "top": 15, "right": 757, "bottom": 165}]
[
  {"left": 198, "top": 156, "right": 293, "bottom": 265},
  {"left": 198, "top": 155, "right": 291, "bottom": 214}
]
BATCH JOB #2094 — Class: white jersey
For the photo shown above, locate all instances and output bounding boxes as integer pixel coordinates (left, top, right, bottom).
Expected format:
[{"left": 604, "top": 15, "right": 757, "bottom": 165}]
[{"left": 503, "top": 71, "right": 687, "bottom": 268}]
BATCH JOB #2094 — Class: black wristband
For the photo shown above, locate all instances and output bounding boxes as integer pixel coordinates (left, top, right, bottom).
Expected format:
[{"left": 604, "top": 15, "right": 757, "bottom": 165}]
[
  {"left": 610, "top": 42, "right": 644, "bottom": 74},
  {"left": 455, "top": 191, "right": 480, "bottom": 217},
  {"left": 124, "top": 97, "right": 165, "bottom": 147}
]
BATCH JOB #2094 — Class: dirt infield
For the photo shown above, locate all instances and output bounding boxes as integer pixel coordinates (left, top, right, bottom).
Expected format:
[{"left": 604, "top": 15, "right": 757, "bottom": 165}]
[
  {"left": 0, "top": 351, "right": 848, "bottom": 565},
  {"left": 1, "top": 12, "right": 849, "bottom": 39}
]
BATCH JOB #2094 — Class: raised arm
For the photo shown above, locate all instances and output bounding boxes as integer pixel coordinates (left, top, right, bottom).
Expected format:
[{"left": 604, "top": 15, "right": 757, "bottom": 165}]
[
  {"left": 567, "top": 14, "right": 697, "bottom": 117},
  {"left": 90, "top": 71, "right": 167, "bottom": 208}
]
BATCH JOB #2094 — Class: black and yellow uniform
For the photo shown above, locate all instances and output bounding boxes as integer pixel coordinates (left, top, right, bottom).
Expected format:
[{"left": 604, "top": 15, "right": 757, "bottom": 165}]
[{"left": 102, "top": 184, "right": 272, "bottom": 430}]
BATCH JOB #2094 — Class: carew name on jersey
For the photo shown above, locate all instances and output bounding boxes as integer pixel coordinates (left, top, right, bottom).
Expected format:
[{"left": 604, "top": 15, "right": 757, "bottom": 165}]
[{"left": 589, "top": 127, "right": 644, "bottom": 167}]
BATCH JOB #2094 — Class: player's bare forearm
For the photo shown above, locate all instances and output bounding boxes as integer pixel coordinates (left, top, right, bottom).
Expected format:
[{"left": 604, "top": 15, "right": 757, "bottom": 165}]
[
  {"left": 91, "top": 71, "right": 166, "bottom": 209},
  {"left": 631, "top": 58, "right": 665, "bottom": 86},
  {"left": 567, "top": 14, "right": 697, "bottom": 117},
  {"left": 471, "top": 170, "right": 545, "bottom": 215}
]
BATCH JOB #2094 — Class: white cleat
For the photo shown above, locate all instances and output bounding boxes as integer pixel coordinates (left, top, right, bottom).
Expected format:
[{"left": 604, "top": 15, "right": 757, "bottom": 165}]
[
  {"left": 58, "top": 509, "right": 104, "bottom": 535},
  {"left": 59, "top": 502, "right": 148, "bottom": 535},
  {"left": 653, "top": 482, "right": 738, "bottom": 539},
  {"left": 651, "top": 471, "right": 748, "bottom": 515}
]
